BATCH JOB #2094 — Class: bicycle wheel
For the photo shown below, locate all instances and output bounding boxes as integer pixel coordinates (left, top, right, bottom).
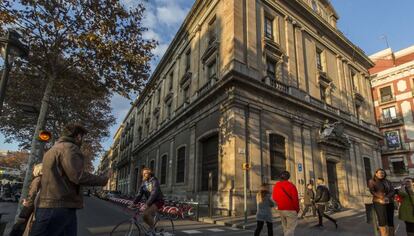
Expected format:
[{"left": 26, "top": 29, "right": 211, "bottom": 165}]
[
  {"left": 154, "top": 217, "right": 175, "bottom": 235},
  {"left": 111, "top": 219, "right": 141, "bottom": 236}
]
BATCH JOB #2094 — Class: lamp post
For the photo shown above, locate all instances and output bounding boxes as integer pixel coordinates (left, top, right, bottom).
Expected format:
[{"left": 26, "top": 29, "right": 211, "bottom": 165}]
[{"left": 0, "top": 29, "right": 29, "bottom": 115}]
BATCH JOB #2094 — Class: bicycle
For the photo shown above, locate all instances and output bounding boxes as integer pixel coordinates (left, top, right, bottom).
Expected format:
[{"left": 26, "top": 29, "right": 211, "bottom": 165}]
[
  {"left": 111, "top": 203, "right": 175, "bottom": 236},
  {"left": 325, "top": 198, "right": 342, "bottom": 214}
]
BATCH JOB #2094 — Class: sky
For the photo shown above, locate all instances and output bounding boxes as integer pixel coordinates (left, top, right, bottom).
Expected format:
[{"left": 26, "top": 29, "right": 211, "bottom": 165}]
[{"left": 1, "top": 0, "right": 414, "bottom": 169}]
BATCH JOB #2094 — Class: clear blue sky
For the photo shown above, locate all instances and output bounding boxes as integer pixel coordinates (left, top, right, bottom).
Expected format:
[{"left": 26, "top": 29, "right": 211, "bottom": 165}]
[{"left": 1, "top": 0, "right": 413, "bottom": 168}]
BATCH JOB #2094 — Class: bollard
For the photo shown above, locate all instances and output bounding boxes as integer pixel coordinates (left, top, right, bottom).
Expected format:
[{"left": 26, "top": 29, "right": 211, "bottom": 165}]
[{"left": 208, "top": 172, "right": 213, "bottom": 219}]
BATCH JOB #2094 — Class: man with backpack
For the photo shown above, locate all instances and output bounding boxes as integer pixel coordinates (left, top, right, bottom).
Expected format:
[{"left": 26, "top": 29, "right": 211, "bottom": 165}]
[{"left": 314, "top": 177, "right": 338, "bottom": 228}]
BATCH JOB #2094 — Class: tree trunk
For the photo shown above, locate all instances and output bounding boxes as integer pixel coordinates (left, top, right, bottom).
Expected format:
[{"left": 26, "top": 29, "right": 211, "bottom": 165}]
[{"left": 15, "top": 72, "right": 57, "bottom": 221}]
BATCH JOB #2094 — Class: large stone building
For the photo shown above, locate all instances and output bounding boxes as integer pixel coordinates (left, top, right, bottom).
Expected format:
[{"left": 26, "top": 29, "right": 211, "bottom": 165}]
[
  {"left": 370, "top": 45, "right": 414, "bottom": 184},
  {"left": 110, "top": 0, "right": 381, "bottom": 215}
]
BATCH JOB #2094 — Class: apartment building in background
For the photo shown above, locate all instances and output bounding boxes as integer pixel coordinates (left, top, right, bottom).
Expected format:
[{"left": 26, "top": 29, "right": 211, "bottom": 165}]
[
  {"left": 104, "top": 0, "right": 382, "bottom": 216},
  {"left": 370, "top": 45, "right": 414, "bottom": 184}
]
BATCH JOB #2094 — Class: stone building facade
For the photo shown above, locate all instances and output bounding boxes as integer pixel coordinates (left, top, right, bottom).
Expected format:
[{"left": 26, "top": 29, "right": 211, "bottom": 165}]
[
  {"left": 370, "top": 45, "right": 414, "bottom": 184},
  {"left": 111, "top": 0, "right": 381, "bottom": 216}
]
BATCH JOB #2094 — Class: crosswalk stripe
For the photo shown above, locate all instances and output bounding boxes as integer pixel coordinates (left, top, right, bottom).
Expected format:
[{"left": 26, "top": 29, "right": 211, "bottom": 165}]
[
  {"left": 226, "top": 227, "right": 240, "bottom": 230},
  {"left": 206, "top": 228, "right": 225, "bottom": 232},
  {"left": 182, "top": 230, "right": 202, "bottom": 234}
]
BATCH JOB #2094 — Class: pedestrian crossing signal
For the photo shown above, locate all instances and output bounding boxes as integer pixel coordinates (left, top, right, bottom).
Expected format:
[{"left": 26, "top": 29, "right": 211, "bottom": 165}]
[{"left": 38, "top": 130, "right": 52, "bottom": 142}]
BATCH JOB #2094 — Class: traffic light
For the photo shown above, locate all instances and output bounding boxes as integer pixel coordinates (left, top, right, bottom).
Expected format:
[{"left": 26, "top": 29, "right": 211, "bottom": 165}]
[
  {"left": 242, "top": 163, "right": 250, "bottom": 170},
  {"left": 38, "top": 130, "right": 52, "bottom": 142}
]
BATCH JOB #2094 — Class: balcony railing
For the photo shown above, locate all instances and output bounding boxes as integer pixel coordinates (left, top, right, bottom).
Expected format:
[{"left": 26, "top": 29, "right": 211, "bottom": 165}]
[
  {"left": 379, "top": 115, "right": 403, "bottom": 128},
  {"left": 381, "top": 143, "right": 410, "bottom": 154},
  {"left": 380, "top": 96, "right": 395, "bottom": 104},
  {"left": 261, "top": 76, "right": 379, "bottom": 133}
]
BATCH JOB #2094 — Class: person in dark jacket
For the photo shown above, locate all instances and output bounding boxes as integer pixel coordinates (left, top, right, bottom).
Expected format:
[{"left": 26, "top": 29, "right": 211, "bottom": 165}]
[
  {"left": 299, "top": 183, "right": 316, "bottom": 219},
  {"left": 131, "top": 167, "right": 164, "bottom": 233},
  {"left": 29, "top": 123, "right": 109, "bottom": 236},
  {"left": 314, "top": 178, "right": 337, "bottom": 228},
  {"left": 368, "top": 168, "right": 396, "bottom": 236}
]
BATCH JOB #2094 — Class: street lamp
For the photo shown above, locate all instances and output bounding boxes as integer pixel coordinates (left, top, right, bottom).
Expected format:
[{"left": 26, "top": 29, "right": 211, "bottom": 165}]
[{"left": 0, "top": 29, "right": 29, "bottom": 115}]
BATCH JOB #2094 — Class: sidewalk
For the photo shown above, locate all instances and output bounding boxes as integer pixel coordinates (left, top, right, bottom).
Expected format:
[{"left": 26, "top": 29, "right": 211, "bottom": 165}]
[{"left": 199, "top": 208, "right": 407, "bottom": 236}]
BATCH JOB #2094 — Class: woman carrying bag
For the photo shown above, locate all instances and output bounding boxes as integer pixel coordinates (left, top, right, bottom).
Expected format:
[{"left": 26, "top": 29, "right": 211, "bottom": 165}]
[
  {"left": 397, "top": 177, "right": 414, "bottom": 236},
  {"left": 368, "top": 168, "right": 396, "bottom": 236}
]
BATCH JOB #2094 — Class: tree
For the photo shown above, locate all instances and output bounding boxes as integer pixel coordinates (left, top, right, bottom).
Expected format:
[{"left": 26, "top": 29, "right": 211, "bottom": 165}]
[
  {"left": 0, "top": 68, "right": 116, "bottom": 168},
  {"left": 0, "top": 0, "right": 157, "bottom": 215},
  {"left": 0, "top": 151, "right": 29, "bottom": 169}
]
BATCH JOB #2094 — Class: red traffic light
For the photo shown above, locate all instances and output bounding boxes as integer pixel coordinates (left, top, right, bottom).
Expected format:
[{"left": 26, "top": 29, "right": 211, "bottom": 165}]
[{"left": 38, "top": 130, "right": 52, "bottom": 142}]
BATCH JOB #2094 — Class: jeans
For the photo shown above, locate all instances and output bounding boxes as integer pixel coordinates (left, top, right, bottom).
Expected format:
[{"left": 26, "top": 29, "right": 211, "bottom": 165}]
[
  {"left": 279, "top": 210, "right": 297, "bottom": 236},
  {"left": 254, "top": 221, "right": 273, "bottom": 236},
  {"left": 29, "top": 208, "right": 77, "bottom": 236},
  {"left": 316, "top": 203, "right": 336, "bottom": 226},
  {"left": 300, "top": 204, "right": 316, "bottom": 217}
]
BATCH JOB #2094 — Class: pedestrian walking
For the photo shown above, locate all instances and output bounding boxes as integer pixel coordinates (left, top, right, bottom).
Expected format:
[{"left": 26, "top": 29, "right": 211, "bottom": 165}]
[
  {"left": 368, "top": 168, "right": 396, "bottom": 236},
  {"left": 299, "top": 183, "right": 316, "bottom": 219},
  {"left": 29, "top": 123, "right": 109, "bottom": 236},
  {"left": 397, "top": 177, "right": 414, "bottom": 236},
  {"left": 9, "top": 164, "right": 43, "bottom": 236},
  {"left": 254, "top": 184, "right": 274, "bottom": 236},
  {"left": 314, "top": 178, "right": 338, "bottom": 228},
  {"left": 272, "top": 171, "right": 299, "bottom": 236}
]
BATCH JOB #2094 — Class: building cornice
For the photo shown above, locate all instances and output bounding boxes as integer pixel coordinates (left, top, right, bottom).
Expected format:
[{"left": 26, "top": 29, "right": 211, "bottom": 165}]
[
  {"left": 371, "top": 61, "right": 414, "bottom": 87},
  {"left": 281, "top": 0, "right": 374, "bottom": 69}
]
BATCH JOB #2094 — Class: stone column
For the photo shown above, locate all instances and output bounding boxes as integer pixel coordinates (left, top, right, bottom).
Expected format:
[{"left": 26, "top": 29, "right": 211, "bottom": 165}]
[
  {"left": 354, "top": 143, "right": 365, "bottom": 194},
  {"left": 292, "top": 123, "right": 305, "bottom": 195},
  {"left": 303, "top": 127, "right": 314, "bottom": 185},
  {"left": 168, "top": 138, "right": 175, "bottom": 188},
  {"left": 296, "top": 28, "right": 306, "bottom": 91},
  {"left": 349, "top": 142, "right": 358, "bottom": 195},
  {"left": 187, "top": 124, "right": 196, "bottom": 193},
  {"left": 284, "top": 16, "right": 297, "bottom": 87}
]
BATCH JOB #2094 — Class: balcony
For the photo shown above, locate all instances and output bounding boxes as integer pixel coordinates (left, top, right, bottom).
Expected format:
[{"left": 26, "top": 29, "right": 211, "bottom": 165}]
[
  {"left": 353, "top": 91, "right": 365, "bottom": 107},
  {"left": 180, "top": 71, "right": 192, "bottom": 88},
  {"left": 379, "top": 115, "right": 404, "bottom": 128},
  {"left": 263, "top": 37, "right": 284, "bottom": 57},
  {"left": 259, "top": 76, "right": 379, "bottom": 133},
  {"left": 381, "top": 143, "right": 410, "bottom": 155},
  {"left": 380, "top": 96, "right": 395, "bottom": 104},
  {"left": 153, "top": 106, "right": 160, "bottom": 117},
  {"left": 164, "top": 91, "right": 173, "bottom": 103}
]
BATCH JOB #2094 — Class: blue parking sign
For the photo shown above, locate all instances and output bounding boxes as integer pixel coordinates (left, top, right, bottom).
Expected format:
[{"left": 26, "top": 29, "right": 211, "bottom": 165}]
[{"left": 298, "top": 163, "right": 303, "bottom": 172}]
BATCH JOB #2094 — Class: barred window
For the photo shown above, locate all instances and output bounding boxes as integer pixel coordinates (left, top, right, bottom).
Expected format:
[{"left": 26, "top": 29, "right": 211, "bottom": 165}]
[
  {"left": 176, "top": 147, "right": 186, "bottom": 183},
  {"left": 269, "top": 134, "right": 286, "bottom": 180}
]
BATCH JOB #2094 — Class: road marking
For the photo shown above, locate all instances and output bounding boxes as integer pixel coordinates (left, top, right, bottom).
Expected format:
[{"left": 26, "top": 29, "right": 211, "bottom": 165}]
[
  {"left": 226, "top": 227, "right": 240, "bottom": 230},
  {"left": 206, "top": 228, "right": 225, "bottom": 232},
  {"left": 182, "top": 230, "right": 202, "bottom": 234}
]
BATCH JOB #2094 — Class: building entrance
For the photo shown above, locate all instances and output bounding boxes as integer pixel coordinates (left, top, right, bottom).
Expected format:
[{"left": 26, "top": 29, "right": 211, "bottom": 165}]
[
  {"left": 326, "top": 160, "right": 339, "bottom": 200},
  {"left": 201, "top": 135, "right": 218, "bottom": 191}
]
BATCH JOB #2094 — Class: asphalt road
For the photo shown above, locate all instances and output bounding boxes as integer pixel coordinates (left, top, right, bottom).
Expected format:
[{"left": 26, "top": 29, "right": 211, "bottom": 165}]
[
  {"left": 1, "top": 197, "right": 408, "bottom": 236},
  {"left": 78, "top": 197, "right": 252, "bottom": 236}
]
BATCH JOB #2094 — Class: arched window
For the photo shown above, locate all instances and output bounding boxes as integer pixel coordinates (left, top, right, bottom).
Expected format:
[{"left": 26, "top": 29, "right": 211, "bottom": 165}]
[
  {"left": 160, "top": 155, "right": 168, "bottom": 185},
  {"left": 269, "top": 134, "right": 286, "bottom": 180},
  {"left": 176, "top": 147, "right": 186, "bottom": 183}
]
